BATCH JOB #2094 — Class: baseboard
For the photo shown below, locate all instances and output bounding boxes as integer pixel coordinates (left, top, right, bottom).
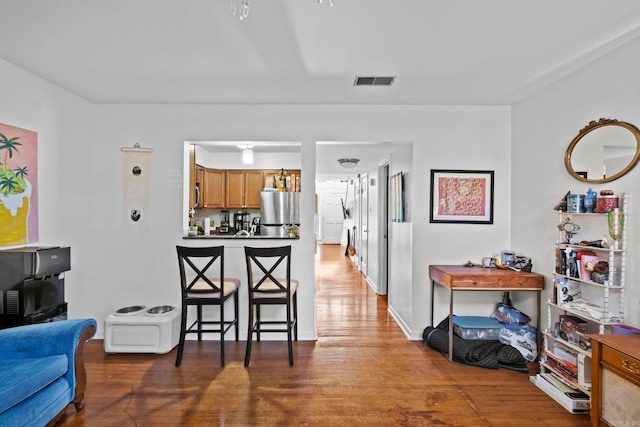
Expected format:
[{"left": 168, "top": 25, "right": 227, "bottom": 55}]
[
  {"left": 387, "top": 305, "right": 421, "bottom": 341},
  {"left": 365, "top": 276, "right": 378, "bottom": 293}
]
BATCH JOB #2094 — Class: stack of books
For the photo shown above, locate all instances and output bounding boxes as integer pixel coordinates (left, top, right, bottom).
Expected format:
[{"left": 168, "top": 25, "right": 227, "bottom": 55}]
[{"left": 532, "top": 372, "right": 590, "bottom": 414}]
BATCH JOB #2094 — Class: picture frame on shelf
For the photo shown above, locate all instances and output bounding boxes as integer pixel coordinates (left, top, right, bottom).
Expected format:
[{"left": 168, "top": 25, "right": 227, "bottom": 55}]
[{"left": 429, "top": 169, "right": 494, "bottom": 224}]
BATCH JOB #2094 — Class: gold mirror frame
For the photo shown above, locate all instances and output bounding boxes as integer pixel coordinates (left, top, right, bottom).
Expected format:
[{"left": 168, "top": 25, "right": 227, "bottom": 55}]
[{"left": 565, "top": 118, "right": 640, "bottom": 183}]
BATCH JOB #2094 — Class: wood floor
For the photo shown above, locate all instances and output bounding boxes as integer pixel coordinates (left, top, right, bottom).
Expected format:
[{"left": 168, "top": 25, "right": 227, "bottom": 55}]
[{"left": 56, "top": 244, "right": 592, "bottom": 426}]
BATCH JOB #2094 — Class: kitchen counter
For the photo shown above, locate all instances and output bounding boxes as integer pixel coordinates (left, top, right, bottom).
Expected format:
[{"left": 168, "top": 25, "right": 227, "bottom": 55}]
[{"left": 183, "top": 235, "right": 299, "bottom": 240}]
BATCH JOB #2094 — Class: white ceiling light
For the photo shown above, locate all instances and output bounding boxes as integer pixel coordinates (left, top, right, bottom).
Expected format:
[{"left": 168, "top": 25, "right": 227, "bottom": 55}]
[
  {"left": 230, "top": 0, "right": 250, "bottom": 20},
  {"left": 231, "top": 0, "right": 333, "bottom": 20},
  {"left": 337, "top": 158, "right": 360, "bottom": 169},
  {"left": 238, "top": 144, "right": 254, "bottom": 164}
]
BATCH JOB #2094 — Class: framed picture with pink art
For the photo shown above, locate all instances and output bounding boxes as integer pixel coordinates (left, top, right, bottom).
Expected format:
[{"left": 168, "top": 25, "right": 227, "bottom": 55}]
[{"left": 429, "top": 169, "right": 494, "bottom": 224}]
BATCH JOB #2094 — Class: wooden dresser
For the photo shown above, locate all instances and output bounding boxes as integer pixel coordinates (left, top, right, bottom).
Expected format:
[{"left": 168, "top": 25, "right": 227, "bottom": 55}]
[{"left": 590, "top": 334, "right": 640, "bottom": 426}]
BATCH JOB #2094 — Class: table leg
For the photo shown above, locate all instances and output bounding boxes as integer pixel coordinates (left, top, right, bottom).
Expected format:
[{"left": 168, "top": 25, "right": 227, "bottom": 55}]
[
  {"left": 430, "top": 280, "right": 435, "bottom": 326},
  {"left": 536, "top": 291, "right": 541, "bottom": 360},
  {"left": 448, "top": 288, "right": 453, "bottom": 361}
]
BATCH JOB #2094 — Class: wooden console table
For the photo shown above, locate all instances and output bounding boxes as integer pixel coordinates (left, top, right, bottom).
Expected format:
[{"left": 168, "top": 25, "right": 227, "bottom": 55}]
[
  {"left": 590, "top": 334, "right": 640, "bottom": 426},
  {"left": 429, "top": 265, "right": 544, "bottom": 361}
]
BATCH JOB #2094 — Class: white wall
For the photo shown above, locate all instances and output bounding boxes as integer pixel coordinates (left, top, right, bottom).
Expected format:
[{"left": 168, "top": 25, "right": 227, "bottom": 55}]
[
  {"left": 1, "top": 58, "right": 512, "bottom": 340},
  {"left": 512, "top": 36, "right": 640, "bottom": 328},
  {"left": 406, "top": 108, "right": 513, "bottom": 338},
  {"left": 0, "top": 59, "right": 92, "bottom": 246}
]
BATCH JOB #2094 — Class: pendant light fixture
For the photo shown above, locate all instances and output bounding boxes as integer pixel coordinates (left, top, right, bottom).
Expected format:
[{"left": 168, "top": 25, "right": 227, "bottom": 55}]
[{"left": 238, "top": 144, "right": 254, "bottom": 164}]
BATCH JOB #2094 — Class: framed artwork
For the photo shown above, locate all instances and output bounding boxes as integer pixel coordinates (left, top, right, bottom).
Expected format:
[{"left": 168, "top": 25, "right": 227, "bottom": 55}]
[
  {"left": 430, "top": 169, "right": 494, "bottom": 224},
  {"left": 0, "top": 123, "right": 39, "bottom": 246},
  {"left": 391, "top": 171, "right": 404, "bottom": 222}
]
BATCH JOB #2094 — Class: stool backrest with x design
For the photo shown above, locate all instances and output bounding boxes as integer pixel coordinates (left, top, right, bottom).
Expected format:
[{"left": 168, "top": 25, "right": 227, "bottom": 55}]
[
  {"left": 176, "top": 245, "right": 239, "bottom": 367},
  {"left": 244, "top": 245, "right": 298, "bottom": 366}
]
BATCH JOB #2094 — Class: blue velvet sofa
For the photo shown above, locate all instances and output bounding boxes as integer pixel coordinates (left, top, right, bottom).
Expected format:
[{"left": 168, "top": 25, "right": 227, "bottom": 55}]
[{"left": 0, "top": 318, "right": 97, "bottom": 427}]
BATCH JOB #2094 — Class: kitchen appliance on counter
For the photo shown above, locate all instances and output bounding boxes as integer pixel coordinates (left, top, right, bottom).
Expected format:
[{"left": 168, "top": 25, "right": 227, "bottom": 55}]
[
  {"left": 0, "top": 246, "right": 71, "bottom": 329},
  {"left": 250, "top": 217, "right": 261, "bottom": 235},
  {"left": 219, "top": 210, "right": 231, "bottom": 234},
  {"left": 234, "top": 211, "right": 251, "bottom": 233},
  {"left": 260, "top": 192, "right": 301, "bottom": 237}
]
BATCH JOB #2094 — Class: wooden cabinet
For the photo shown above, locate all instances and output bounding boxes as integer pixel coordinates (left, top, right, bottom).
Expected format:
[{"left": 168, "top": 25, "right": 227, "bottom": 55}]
[
  {"left": 191, "top": 167, "right": 295, "bottom": 209},
  {"left": 201, "top": 168, "right": 225, "bottom": 209},
  {"left": 590, "top": 334, "right": 640, "bottom": 426},
  {"left": 245, "top": 170, "right": 264, "bottom": 207},
  {"left": 225, "top": 170, "right": 264, "bottom": 209}
]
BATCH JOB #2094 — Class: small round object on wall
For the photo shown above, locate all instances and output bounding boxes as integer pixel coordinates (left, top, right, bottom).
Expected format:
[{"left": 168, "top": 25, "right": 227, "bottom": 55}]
[{"left": 130, "top": 209, "right": 141, "bottom": 222}]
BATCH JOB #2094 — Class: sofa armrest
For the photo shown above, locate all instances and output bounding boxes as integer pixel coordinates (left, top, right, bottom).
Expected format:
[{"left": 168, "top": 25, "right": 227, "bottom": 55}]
[
  {"left": 0, "top": 318, "right": 97, "bottom": 360},
  {"left": 0, "top": 319, "right": 97, "bottom": 407},
  {"left": 69, "top": 322, "right": 96, "bottom": 412}
]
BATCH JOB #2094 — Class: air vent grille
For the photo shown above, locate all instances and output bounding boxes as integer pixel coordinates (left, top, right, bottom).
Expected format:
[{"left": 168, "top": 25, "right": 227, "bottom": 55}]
[{"left": 354, "top": 76, "right": 395, "bottom": 86}]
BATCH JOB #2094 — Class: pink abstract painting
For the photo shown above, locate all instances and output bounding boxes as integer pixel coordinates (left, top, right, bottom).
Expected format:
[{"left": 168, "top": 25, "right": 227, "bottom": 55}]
[
  {"left": 0, "top": 123, "right": 38, "bottom": 246},
  {"left": 430, "top": 169, "right": 494, "bottom": 224},
  {"left": 437, "top": 177, "right": 486, "bottom": 216}
]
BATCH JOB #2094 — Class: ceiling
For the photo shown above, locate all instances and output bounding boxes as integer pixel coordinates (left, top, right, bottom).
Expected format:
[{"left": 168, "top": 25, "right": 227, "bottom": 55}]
[{"left": 3, "top": 0, "right": 640, "bottom": 175}]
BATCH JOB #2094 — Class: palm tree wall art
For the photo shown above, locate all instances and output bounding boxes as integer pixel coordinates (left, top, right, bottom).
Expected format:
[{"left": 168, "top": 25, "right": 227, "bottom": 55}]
[{"left": 0, "top": 123, "right": 38, "bottom": 246}]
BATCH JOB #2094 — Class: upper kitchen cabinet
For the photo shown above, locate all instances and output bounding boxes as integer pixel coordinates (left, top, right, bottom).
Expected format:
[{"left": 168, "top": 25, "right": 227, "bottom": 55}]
[
  {"left": 226, "top": 170, "right": 264, "bottom": 209},
  {"left": 202, "top": 168, "right": 225, "bottom": 209}
]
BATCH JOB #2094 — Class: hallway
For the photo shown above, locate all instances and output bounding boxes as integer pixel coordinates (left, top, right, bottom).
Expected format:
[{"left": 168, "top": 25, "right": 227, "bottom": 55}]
[{"left": 57, "top": 244, "right": 591, "bottom": 426}]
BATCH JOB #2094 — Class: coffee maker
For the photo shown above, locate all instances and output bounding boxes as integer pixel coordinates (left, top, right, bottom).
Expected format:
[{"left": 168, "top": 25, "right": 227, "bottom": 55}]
[{"left": 233, "top": 211, "right": 250, "bottom": 233}]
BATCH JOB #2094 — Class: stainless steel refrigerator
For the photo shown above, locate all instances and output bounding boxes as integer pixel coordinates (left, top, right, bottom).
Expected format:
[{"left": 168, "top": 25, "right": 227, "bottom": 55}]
[{"left": 260, "top": 192, "right": 301, "bottom": 237}]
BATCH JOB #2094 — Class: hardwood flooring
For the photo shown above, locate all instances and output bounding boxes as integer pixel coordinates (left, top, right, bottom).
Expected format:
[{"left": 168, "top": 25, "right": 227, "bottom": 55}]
[{"left": 56, "top": 244, "right": 591, "bottom": 426}]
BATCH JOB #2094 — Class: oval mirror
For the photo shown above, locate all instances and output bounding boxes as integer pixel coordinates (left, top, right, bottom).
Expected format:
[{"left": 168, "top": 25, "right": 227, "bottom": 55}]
[{"left": 565, "top": 118, "right": 640, "bottom": 183}]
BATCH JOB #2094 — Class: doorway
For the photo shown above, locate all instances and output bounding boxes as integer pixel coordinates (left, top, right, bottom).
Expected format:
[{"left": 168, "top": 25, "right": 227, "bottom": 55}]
[
  {"left": 318, "top": 191, "right": 345, "bottom": 244},
  {"left": 315, "top": 141, "right": 404, "bottom": 295},
  {"left": 359, "top": 173, "right": 368, "bottom": 276},
  {"left": 378, "top": 162, "right": 390, "bottom": 295}
]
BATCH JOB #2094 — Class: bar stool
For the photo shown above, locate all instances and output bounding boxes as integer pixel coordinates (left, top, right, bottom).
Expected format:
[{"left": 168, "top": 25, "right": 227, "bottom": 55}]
[
  {"left": 244, "top": 245, "right": 298, "bottom": 366},
  {"left": 175, "top": 245, "right": 240, "bottom": 367}
]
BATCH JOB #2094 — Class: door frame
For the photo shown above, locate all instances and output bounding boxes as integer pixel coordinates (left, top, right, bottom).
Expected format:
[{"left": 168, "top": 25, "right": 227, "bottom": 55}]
[{"left": 378, "top": 162, "right": 390, "bottom": 295}]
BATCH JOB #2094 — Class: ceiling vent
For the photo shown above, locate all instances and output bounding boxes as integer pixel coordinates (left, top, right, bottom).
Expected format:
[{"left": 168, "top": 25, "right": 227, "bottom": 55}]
[{"left": 354, "top": 76, "right": 396, "bottom": 86}]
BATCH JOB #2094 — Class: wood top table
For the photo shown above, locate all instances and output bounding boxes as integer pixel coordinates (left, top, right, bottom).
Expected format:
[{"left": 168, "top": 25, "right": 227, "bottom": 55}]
[{"left": 429, "top": 265, "right": 545, "bottom": 361}]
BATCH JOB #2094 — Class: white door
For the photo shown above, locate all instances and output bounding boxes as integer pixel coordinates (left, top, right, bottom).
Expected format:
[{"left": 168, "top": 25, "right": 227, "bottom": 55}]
[
  {"left": 360, "top": 174, "right": 368, "bottom": 275},
  {"left": 353, "top": 177, "right": 361, "bottom": 268},
  {"left": 321, "top": 192, "right": 344, "bottom": 244}
]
